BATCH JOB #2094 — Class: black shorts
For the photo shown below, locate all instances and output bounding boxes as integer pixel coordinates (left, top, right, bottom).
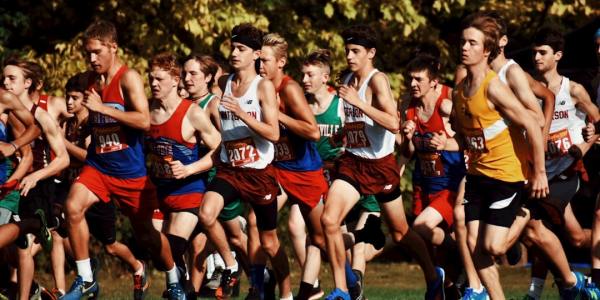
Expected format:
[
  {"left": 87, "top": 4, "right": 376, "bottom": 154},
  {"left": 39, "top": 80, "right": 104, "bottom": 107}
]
[
  {"left": 18, "top": 178, "right": 57, "bottom": 227},
  {"left": 527, "top": 173, "right": 579, "bottom": 227},
  {"left": 208, "top": 177, "right": 277, "bottom": 231},
  {"left": 86, "top": 201, "right": 117, "bottom": 245},
  {"left": 463, "top": 175, "right": 524, "bottom": 228}
]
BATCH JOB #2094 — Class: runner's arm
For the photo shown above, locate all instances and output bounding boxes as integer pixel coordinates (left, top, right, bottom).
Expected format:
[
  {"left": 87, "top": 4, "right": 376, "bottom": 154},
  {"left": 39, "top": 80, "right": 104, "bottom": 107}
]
[
  {"left": 238, "top": 79, "right": 279, "bottom": 142},
  {"left": 5, "top": 119, "right": 32, "bottom": 183},
  {"left": 1, "top": 92, "right": 39, "bottom": 156},
  {"left": 278, "top": 81, "right": 320, "bottom": 141},
  {"left": 526, "top": 73, "right": 554, "bottom": 150},
  {"left": 506, "top": 65, "right": 545, "bottom": 128},
  {"left": 571, "top": 81, "right": 600, "bottom": 123}
]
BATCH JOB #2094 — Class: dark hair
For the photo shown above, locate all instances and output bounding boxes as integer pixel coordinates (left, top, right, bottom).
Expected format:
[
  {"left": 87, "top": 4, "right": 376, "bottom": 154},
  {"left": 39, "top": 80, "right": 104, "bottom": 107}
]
[
  {"left": 412, "top": 42, "right": 441, "bottom": 59},
  {"left": 462, "top": 13, "right": 501, "bottom": 63},
  {"left": 3, "top": 57, "right": 44, "bottom": 94},
  {"left": 231, "top": 23, "right": 263, "bottom": 50},
  {"left": 485, "top": 11, "right": 507, "bottom": 36},
  {"left": 65, "top": 73, "right": 88, "bottom": 93},
  {"left": 303, "top": 49, "right": 332, "bottom": 74},
  {"left": 406, "top": 55, "right": 439, "bottom": 80},
  {"left": 533, "top": 26, "right": 564, "bottom": 53},
  {"left": 341, "top": 25, "right": 377, "bottom": 49},
  {"left": 83, "top": 19, "right": 118, "bottom": 44},
  {"left": 150, "top": 52, "right": 181, "bottom": 78},
  {"left": 184, "top": 54, "right": 219, "bottom": 88}
]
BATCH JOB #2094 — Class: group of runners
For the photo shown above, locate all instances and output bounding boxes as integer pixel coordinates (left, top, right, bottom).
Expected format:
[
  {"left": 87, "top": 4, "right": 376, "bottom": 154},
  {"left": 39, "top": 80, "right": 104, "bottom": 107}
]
[{"left": 0, "top": 10, "right": 599, "bottom": 300}]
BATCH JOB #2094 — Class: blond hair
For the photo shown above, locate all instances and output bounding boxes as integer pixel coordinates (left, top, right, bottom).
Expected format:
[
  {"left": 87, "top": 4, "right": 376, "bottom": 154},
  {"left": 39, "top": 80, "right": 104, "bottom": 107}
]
[{"left": 262, "top": 33, "right": 288, "bottom": 60}]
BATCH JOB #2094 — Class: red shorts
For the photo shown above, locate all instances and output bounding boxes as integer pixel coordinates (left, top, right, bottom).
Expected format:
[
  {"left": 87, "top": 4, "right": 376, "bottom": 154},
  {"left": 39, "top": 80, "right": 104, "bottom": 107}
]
[
  {"left": 336, "top": 153, "right": 400, "bottom": 197},
  {"left": 159, "top": 193, "right": 203, "bottom": 214},
  {"left": 76, "top": 165, "right": 158, "bottom": 217},
  {"left": 413, "top": 185, "right": 455, "bottom": 227},
  {"left": 152, "top": 209, "right": 164, "bottom": 220},
  {"left": 275, "top": 167, "right": 328, "bottom": 209},
  {"left": 209, "top": 165, "right": 278, "bottom": 205}
]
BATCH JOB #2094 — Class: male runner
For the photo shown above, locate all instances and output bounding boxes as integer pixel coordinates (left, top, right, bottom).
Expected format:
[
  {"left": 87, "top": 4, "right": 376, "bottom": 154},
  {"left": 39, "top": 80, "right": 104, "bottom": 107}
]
[
  {"left": 146, "top": 51, "right": 220, "bottom": 290},
  {"left": 453, "top": 14, "right": 549, "bottom": 299},
  {"left": 320, "top": 24, "right": 443, "bottom": 300},
  {"left": 1, "top": 58, "right": 69, "bottom": 300},
  {"left": 197, "top": 23, "right": 291, "bottom": 300},
  {"left": 62, "top": 20, "right": 184, "bottom": 300}
]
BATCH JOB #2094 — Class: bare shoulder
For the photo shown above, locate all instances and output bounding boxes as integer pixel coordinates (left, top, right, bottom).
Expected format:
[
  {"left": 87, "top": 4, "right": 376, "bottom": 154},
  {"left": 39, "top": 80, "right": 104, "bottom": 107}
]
[{"left": 439, "top": 99, "right": 453, "bottom": 116}]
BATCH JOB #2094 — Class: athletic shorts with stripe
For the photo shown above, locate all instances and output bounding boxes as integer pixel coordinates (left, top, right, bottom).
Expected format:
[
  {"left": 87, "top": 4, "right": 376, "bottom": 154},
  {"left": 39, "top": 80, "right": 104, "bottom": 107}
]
[{"left": 463, "top": 174, "right": 524, "bottom": 228}]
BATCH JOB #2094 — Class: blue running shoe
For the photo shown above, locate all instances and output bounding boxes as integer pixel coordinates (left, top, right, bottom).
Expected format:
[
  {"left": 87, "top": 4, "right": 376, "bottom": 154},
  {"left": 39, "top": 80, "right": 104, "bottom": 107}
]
[
  {"left": 325, "top": 288, "right": 351, "bottom": 300},
  {"left": 558, "top": 271, "right": 585, "bottom": 300},
  {"left": 166, "top": 282, "right": 187, "bottom": 300},
  {"left": 60, "top": 276, "right": 99, "bottom": 300},
  {"left": 426, "top": 267, "right": 445, "bottom": 300},
  {"left": 462, "top": 287, "right": 490, "bottom": 300},
  {"left": 584, "top": 281, "right": 600, "bottom": 300}
]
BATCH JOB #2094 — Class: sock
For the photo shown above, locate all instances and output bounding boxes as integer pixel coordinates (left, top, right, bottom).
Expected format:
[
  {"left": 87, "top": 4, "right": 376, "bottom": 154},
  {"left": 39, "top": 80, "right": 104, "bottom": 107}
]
[
  {"left": 250, "top": 264, "right": 265, "bottom": 293},
  {"left": 134, "top": 260, "right": 144, "bottom": 276},
  {"left": 527, "top": 277, "right": 545, "bottom": 299},
  {"left": 76, "top": 258, "right": 94, "bottom": 282},
  {"left": 166, "top": 234, "right": 189, "bottom": 274},
  {"left": 296, "top": 281, "right": 314, "bottom": 300},
  {"left": 166, "top": 265, "right": 180, "bottom": 285},
  {"left": 226, "top": 261, "right": 239, "bottom": 273},
  {"left": 592, "top": 268, "right": 600, "bottom": 286},
  {"left": 472, "top": 284, "right": 484, "bottom": 293},
  {"left": 280, "top": 293, "right": 293, "bottom": 300},
  {"left": 313, "top": 279, "right": 320, "bottom": 288},
  {"left": 568, "top": 272, "right": 578, "bottom": 288},
  {"left": 345, "top": 260, "right": 358, "bottom": 288}
]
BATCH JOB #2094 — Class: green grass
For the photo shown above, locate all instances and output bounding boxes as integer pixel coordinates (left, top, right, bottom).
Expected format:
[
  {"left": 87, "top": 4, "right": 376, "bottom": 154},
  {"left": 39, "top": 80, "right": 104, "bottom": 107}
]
[{"left": 37, "top": 262, "right": 562, "bottom": 299}]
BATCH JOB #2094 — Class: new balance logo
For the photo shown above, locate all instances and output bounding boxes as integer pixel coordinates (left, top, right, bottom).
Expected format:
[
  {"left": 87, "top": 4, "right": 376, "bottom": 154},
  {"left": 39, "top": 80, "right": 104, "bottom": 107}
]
[
  {"left": 383, "top": 184, "right": 392, "bottom": 191},
  {"left": 264, "top": 194, "right": 272, "bottom": 201},
  {"left": 246, "top": 99, "right": 253, "bottom": 104}
]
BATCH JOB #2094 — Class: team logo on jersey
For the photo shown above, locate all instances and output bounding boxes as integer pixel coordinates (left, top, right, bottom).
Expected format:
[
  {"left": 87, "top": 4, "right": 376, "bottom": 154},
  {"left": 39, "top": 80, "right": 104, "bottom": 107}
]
[
  {"left": 264, "top": 194, "right": 272, "bottom": 201},
  {"left": 246, "top": 99, "right": 253, "bottom": 104},
  {"left": 383, "top": 184, "right": 393, "bottom": 191},
  {"left": 560, "top": 100, "right": 566, "bottom": 105}
]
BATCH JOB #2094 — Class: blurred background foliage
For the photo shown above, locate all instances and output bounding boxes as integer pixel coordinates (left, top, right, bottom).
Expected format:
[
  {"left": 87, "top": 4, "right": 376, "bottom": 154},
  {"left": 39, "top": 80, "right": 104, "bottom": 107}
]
[{"left": 0, "top": 0, "right": 598, "bottom": 99}]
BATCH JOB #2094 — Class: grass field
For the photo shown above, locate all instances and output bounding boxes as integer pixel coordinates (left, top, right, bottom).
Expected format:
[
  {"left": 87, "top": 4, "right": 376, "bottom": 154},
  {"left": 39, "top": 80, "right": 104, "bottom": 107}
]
[{"left": 37, "top": 262, "right": 563, "bottom": 299}]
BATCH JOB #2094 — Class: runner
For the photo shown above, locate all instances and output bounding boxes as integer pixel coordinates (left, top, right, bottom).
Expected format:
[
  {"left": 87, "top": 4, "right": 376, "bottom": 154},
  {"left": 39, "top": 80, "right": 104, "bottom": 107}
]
[
  {"left": 62, "top": 20, "right": 185, "bottom": 300},
  {"left": 196, "top": 23, "right": 291, "bottom": 300},
  {"left": 320, "top": 24, "right": 443, "bottom": 300},
  {"left": 145, "top": 51, "right": 220, "bottom": 294},
  {"left": 453, "top": 14, "right": 549, "bottom": 299}
]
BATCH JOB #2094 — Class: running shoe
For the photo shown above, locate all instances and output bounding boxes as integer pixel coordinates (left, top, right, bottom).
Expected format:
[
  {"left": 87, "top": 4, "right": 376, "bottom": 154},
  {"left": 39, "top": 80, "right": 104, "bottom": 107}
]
[
  {"left": 584, "top": 281, "right": 600, "bottom": 300},
  {"left": 349, "top": 270, "right": 364, "bottom": 300},
  {"left": 133, "top": 261, "right": 150, "bottom": 300},
  {"left": 462, "top": 287, "right": 490, "bottom": 300},
  {"left": 325, "top": 288, "right": 351, "bottom": 300},
  {"left": 166, "top": 282, "right": 187, "bottom": 300},
  {"left": 34, "top": 208, "right": 52, "bottom": 252},
  {"left": 60, "top": 276, "right": 99, "bottom": 300},
  {"left": 558, "top": 271, "right": 585, "bottom": 300},
  {"left": 215, "top": 269, "right": 239, "bottom": 300},
  {"left": 425, "top": 267, "right": 445, "bottom": 300}
]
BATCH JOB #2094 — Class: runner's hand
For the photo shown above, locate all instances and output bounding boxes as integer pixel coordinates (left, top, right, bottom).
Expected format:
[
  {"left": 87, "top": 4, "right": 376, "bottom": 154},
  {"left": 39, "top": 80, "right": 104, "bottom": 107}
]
[
  {"left": 169, "top": 160, "right": 190, "bottom": 179},
  {"left": 402, "top": 120, "right": 416, "bottom": 140},
  {"left": 428, "top": 131, "right": 447, "bottom": 151},
  {"left": 529, "top": 170, "right": 549, "bottom": 199},
  {"left": 83, "top": 88, "right": 104, "bottom": 113},
  {"left": 338, "top": 85, "right": 361, "bottom": 107},
  {"left": 220, "top": 95, "right": 243, "bottom": 117},
  {"left": 19, "top": 173, "right": 42, "bottom": 197},
  {"left": 0, "top": 141, "right": 16, "bottom": 158},
  {"left": 582, "top": 122, "right": 595, "bottom": 142}
]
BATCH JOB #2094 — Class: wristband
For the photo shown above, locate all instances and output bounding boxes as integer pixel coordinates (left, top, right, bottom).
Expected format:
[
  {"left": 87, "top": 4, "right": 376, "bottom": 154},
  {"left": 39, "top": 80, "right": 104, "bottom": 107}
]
[{"left": 9, "top": 141, "right": 18, "bottom": 151}]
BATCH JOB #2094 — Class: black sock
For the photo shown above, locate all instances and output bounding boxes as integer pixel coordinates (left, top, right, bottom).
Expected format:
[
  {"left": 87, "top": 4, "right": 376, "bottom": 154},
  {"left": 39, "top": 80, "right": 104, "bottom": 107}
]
[
  {"left": 593, "top": 268, "right": 600, "bottom": 286},
  {"left": 296, "top": 281, "right": 314, "bottom": 300},
  {"left": 354, "top": 215, "right": 385, "bottom": 250},
  {"left": 166, "top": 234, "right": 189, "bottom": 275}
]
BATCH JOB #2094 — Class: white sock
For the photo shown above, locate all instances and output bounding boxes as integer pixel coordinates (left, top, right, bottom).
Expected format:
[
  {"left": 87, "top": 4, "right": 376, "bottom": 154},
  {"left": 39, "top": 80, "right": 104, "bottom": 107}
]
[
  {"left": 76, "top": 258, "right": 93, "bottom": 282},
  {"left": 166, "top": 266, "right": 180, "bottom": 284},
  {"left": 313, "top": 279, "right": 320, "bottom": 288},
  {"left": 472, "top": 284, "right": 484, "bottom": 294},
  {"left": 134, "top": 260, "right": 144, "bottom": 276},
  {"left": 226, "top": 262, "right": 239, "bottom": 273},
  {"left": 280, "top": 293, "right": 293, "bottom": 300},
  {"left": 527, "top": 277, "right": 545, "bottom": 299}
]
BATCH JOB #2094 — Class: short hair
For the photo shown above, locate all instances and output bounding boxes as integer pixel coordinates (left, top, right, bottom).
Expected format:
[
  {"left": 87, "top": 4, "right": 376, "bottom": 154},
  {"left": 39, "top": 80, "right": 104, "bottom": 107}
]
[
  {"left": 3, "top": 57, "right": 44, "bottom": 94},
  {"left": 303, "top": 49, "right": 332, "bottom": 74},
  {"left": 485, "top": 11, "right": 507, "bottom": 36},
  {"left": 262, "top": 33, "right": 288, "bottom": 60},
  {"left": 412, "top": 42, "right": 441, "bottom": 59},
  {"left": 406, "top": 55, "right": 439, "bottom": 80},
  {"left": 231, "top": 23, "right": 263, "bottom": 50},
  {"left": 462, "top": 13, "right": 501, "bottom": 63},
  {"left": 150, "top": 52, "right": 181, "bottom": 78},
  {"left": 184, "top": 54, "right": 219, "bottom": 88},
  {"left": 533, "top": 26, "right": 564, "bottom": 53},
  {"left": 341, "top": 25, "right": 377, "bottom": 49},
  {"left": 83, "top": 20, "right": 118, "bottom": 44},
  {"left": 65, "top": 73, "right": 88, "bottom": 94}
]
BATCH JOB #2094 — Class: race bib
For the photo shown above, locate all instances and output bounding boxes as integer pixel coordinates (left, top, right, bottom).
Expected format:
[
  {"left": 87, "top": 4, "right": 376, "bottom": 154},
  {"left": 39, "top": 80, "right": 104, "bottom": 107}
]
[
  {"left": 146, "top": 141, "right": 174, "bottom": 179},
  {"left": 418, "top": 152, "right": 445, "bottom": 177},
  {"left": 93, "top": 125, "right": 128, "bottom": 154},
  {"left": 225, "top": 137, "right": 260, "bottom": 167},
  {"left": 344, "top": 122, "right": 370, "bottom": 148},
  {"left": 274, "top": 135, "right": 296, "bottom": 162},
  {"left": 464, "top": 128, "right": 487, "bottom": 154},
  {"left": 547, "top": 129, "right": 572, "bottom": 158}
]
